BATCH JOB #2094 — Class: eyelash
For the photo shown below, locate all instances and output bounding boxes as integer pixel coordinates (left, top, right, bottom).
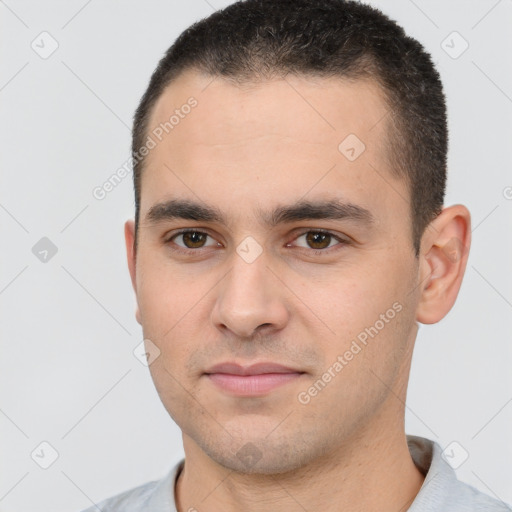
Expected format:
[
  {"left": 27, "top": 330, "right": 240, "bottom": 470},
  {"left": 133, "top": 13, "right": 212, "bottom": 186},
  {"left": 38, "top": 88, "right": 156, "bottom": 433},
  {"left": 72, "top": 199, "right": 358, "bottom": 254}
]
[{"left": 164, "top": 228, "right": 349, "bottom": 256}]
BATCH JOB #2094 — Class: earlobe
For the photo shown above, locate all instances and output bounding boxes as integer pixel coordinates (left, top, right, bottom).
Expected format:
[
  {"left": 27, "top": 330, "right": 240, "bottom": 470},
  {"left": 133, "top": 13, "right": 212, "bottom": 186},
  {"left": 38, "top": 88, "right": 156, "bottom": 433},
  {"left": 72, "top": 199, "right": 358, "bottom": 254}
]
[
  {"left": 415, "top": 205, "right": 471, "bottom": 325},
  {"left": 124, "top": 220, "right": 142, "bottom": 326},
  {"left": 135, "top": 306, "right": 142, "bottom": 325}
]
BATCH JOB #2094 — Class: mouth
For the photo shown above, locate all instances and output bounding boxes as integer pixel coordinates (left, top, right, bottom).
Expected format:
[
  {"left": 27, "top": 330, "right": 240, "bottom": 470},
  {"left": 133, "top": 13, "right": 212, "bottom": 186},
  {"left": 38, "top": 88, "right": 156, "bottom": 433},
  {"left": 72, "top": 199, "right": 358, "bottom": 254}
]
[{"left": 204, "top": 362, "right": 305, "bottom": 397}]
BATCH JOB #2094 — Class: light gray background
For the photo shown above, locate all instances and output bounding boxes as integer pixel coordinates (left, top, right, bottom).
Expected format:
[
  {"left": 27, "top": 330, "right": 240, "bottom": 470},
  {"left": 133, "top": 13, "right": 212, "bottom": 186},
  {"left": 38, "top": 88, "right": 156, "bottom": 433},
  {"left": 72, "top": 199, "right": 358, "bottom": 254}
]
[{"left": 1, "top": 1, "right": 511, "bottom": 511}]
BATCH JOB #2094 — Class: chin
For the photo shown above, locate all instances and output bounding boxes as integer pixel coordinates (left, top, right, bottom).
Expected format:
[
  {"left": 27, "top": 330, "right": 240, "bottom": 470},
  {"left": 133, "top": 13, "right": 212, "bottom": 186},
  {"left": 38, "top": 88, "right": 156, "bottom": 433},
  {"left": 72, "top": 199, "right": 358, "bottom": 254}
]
[{"left": 196, "top": 431, "right": 319, "bottom": 476}]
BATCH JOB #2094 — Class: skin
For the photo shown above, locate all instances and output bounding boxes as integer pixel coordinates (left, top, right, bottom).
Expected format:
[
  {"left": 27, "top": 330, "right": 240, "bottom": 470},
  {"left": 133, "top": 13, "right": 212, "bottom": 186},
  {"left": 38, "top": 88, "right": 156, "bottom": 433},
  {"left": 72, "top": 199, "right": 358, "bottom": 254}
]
[{"left": 125, "top": 69, "right": 471, "bottom": 512}]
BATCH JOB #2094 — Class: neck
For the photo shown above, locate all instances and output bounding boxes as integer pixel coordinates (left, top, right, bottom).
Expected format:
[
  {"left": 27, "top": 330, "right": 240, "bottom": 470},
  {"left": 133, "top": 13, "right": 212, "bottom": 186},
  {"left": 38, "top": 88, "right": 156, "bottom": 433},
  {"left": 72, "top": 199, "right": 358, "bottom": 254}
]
[{"left": 175, "top": 409, "right": 425, "bottom": 512}]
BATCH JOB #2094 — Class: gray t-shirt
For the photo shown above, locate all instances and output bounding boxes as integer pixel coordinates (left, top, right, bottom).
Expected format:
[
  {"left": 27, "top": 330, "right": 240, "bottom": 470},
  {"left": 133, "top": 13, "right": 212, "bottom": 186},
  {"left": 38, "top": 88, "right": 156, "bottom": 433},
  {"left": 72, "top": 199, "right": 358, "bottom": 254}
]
[{"left": 81, "top": 435, "right": 511, "bottom": 511}]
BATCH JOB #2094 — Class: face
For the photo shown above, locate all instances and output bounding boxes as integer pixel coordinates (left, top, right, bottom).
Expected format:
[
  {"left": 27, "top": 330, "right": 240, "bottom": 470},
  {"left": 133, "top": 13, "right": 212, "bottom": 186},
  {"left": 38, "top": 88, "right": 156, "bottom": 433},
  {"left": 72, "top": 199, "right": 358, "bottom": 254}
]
[{"left": 127, "top": 70, "right": 424, "bottom": 474}]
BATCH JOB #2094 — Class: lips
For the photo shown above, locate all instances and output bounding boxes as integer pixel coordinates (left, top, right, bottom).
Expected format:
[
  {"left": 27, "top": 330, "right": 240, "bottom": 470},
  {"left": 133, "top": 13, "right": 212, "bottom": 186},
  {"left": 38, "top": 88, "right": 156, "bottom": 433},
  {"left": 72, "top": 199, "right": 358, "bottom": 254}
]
[
  {"left": 205, "top": 362, "right": 302, "bottom": 376},
  {"left": 204, "top": 362, "right": 305, "bottom": 396}
]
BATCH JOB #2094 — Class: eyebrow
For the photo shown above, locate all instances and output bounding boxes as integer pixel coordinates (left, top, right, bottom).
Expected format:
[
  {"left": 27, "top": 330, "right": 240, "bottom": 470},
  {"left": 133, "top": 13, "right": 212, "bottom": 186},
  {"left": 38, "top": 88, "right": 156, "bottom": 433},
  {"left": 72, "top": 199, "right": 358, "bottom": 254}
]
[{"left": 144, "top": 198, "right": 375, "bottom": 228}]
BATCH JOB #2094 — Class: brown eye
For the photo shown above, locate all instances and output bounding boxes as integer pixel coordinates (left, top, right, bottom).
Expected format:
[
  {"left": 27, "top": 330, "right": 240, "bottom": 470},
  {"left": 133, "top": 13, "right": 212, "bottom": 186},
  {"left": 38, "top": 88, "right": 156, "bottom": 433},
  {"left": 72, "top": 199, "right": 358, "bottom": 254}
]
[
  {"left": 182, "top": 232, "right": 207, "bottom": 248},
  {"left": 290, "top": 230, "right": 347, "bottom": 253},
  {"left": 305, "top": 231, "right": 332, "bottom": 249},
  {"left": 171, "top": 231, "right": 217, "bottom": 249}
]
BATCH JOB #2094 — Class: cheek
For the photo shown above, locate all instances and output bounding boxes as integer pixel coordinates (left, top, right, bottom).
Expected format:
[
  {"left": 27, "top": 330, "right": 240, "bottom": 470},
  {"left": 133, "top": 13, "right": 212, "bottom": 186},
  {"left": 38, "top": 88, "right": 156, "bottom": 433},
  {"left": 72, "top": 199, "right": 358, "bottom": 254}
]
[
  {"left": 300, "top": 257, "right": 413, "bottom": 356},
  {"left": 136, "top": 280, "right": 210, "bottom": 385},
  {"left": 136, "top": 251, "right": 210, "bottom": 331}
]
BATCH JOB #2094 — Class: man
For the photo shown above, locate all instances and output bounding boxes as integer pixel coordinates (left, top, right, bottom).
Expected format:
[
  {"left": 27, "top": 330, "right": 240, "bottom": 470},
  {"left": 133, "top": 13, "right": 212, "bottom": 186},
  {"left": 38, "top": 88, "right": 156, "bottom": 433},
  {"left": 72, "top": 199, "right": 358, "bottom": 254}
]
[{"left": 83, "top": 0, "right": 509, "bottom": 510}]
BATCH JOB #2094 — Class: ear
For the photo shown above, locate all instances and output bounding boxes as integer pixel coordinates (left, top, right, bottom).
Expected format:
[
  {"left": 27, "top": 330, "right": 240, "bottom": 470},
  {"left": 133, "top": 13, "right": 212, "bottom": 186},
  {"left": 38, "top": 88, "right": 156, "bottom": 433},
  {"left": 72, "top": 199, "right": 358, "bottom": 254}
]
[
  {"left": 416, "top": 204, "right": 471, "bottom": 324},
  {"left": 124, "top": 219, "right": 141, "bottom": 325}
]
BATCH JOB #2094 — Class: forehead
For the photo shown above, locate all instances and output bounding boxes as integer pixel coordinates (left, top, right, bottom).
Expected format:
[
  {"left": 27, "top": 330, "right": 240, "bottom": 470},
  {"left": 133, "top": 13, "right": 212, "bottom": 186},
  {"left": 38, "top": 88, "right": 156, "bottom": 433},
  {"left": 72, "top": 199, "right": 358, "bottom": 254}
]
[
  {"left": 149, "top": 70, "right": 390, "bottom": 151},
  {"left": 140, "top": 70, "right": 409, "bottom": 231}
]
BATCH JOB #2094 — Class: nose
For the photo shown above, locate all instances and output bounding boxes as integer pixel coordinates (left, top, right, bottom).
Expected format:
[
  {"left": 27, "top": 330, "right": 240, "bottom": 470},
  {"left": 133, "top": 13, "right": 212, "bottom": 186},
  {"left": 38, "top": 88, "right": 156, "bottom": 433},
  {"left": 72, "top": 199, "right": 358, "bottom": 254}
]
[{"left": 211, "top": 248, "right": 290, "bottom": 339}]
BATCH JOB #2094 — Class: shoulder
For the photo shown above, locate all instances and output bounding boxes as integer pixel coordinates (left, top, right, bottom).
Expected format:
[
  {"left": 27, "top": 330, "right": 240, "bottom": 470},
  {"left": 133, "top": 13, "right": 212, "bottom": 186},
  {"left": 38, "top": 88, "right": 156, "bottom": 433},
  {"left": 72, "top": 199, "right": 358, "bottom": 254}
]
[
  {"left": 456, "top": 483, "right": 512, "bottom": 511},
  {"left": 407, "top": 435, "right": 511, "bottom": 512},
  {"left": 79, "top": 461, "right": 183, "bottom": 512},
  {"left": 428, "top": 477, "right": 512, "bottom": 512},
  {"left": 80, "top": 479, "right": 160, "bottom": 512}
]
